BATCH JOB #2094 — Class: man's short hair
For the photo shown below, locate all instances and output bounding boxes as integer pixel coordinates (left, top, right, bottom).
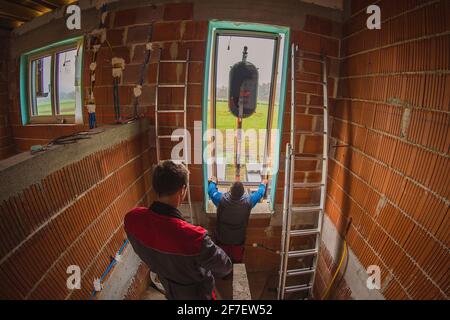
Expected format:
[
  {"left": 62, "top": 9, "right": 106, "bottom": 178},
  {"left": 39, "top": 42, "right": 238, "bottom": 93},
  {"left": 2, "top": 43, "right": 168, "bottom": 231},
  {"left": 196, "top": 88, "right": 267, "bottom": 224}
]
[
  {"left": 230, "top": 181, "right": 244, "bottom": 199},
  {"left": 152, "top": 160, "right": 189, "bottom": 196}
]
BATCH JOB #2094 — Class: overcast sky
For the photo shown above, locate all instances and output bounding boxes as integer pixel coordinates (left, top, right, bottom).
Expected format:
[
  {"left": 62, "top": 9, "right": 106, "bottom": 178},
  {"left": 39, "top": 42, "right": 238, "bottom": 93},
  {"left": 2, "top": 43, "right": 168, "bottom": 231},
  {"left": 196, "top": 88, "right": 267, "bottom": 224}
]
[
  {"left": 58, "top": 49, "right": 77, "bottom": 94},
  {"left": 215, "top": 35, "right": 276, "bottom": 88}
]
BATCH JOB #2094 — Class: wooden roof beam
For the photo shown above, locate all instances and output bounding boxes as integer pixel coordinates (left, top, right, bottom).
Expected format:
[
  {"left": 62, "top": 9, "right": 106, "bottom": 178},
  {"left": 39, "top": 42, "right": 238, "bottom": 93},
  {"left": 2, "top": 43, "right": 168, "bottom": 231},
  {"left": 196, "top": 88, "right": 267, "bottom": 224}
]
[
  {"left": 0, "top": 15, "right": 23, "bottom": 30},
  {"left": 0, "top": 0, "right": 43, "bottom": 22}
]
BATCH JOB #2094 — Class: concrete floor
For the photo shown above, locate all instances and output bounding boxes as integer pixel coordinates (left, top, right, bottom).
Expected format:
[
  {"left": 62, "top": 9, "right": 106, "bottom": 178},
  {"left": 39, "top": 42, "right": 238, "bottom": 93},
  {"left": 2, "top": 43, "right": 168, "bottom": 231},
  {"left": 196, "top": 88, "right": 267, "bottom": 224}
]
[
  {"left": 142, "top": 285, "right": 166, "bottom": 300},
  {"left": 141, "top": 270, "right": 278, "bottom": 300},
  {"left": 247, "top": 271, "right": 278, "bottom": 300}
]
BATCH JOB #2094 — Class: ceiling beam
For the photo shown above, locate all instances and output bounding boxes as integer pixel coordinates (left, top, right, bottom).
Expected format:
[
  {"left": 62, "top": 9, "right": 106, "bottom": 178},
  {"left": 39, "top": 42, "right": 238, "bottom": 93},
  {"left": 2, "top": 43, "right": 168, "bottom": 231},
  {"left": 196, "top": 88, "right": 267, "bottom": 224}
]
[
  {"left": 29, "top": 0, "right": 58, "bottom": 10},
  {"left": 0, "top": 0, "right": 43, "bottom": 22},
  {"left": 44, "top": 0, "right": 81, "bottom": 8},
  {"left": 0, "top": 0, "right": 79, "bottom": 30},
  {"left": 0, "top": 16, "right": 22, "bottom": 30},
  {"left": 14, "top": 0, "right": 52, "bottom": 13}
]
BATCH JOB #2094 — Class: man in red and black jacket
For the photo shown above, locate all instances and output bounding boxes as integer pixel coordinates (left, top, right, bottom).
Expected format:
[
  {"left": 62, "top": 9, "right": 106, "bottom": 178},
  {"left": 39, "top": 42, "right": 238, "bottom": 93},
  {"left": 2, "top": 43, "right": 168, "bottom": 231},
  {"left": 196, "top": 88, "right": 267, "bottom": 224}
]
[{"left": 124, "top": 160, "right": 232, "bottom": 300}]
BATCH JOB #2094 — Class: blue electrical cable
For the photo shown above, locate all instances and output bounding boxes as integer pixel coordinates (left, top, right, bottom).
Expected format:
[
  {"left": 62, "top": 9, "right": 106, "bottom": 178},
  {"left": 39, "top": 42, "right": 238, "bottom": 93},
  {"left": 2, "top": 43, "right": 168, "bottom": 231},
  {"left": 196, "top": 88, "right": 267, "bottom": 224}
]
[{"left": 90, "top": 238, "right": 129, "bottom": 299}]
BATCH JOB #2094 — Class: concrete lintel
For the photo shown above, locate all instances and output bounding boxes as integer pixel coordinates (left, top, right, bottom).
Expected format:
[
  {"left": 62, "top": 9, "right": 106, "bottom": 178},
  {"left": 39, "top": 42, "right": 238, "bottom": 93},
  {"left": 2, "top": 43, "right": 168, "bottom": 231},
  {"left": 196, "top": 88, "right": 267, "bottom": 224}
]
[
  {"left": 195, "top": 0, "right": 343, "bottom": 30},
  {"left": 0, "top": 119, "right": 150, "bottom": 203}
]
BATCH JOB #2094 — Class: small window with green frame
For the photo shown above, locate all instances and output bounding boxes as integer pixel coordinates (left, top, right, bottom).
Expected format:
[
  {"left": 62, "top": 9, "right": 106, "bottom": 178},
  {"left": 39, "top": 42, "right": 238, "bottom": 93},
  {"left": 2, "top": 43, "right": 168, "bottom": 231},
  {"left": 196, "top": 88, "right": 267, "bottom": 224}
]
[{"left": 21, "top": 36, "right": 84, "bottom": 125}]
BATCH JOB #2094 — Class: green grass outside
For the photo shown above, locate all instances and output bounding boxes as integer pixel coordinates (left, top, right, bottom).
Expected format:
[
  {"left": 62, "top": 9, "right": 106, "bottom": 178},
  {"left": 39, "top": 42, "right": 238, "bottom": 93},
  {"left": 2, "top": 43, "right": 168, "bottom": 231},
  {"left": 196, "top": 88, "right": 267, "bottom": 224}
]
[
  {"left": 211, "top": 100, "right": 280, "bottom": 181},
  {"left": 36, "top": 99, "right": 76, "bottom": 116},
  {"left": 214, "top": 99, "right": 279, "bottom": 130},
  {"left": 215, "top": 100, "right": 269, "bottom": 130}
]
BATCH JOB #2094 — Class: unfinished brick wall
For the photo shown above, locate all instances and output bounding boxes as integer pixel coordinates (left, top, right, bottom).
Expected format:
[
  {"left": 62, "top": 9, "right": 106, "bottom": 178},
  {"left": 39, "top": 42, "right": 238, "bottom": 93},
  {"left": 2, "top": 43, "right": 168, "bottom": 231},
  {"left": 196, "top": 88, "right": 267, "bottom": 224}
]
[
  {"left": 0, "top": 30, "right": 15, "bottom": 159},
  {"left": 86, "top": 5, "right": 163, "bottom": 125},
  {"left": 319, "top": 0, "right": 449, "bottom": 299},
  {"left": 6, "top": 5, "right": 160, "bottom": 152},
  {"left": 90, "top": 2, "right": 213, "bottom": 204},
  {"left": 132, "top": 2, "right": 344, "bottom": 298},
  {"left": 4, "top": 3, "right": 206, "bottom": 199},
  {"left": 315, "top": 240, "right": 353, "bottom": 299},
  {"left": 0, "top": 126, "right": 153, "bottom": 299},
  {"left": 87, "top": 1, "right": 342, "bottom": 205},
  {"left": 0, "top": 0, "right": 357, "bottom": 300},
  {"left": 277, "top": 17, "right": 341, "bottom": 205},
  {"left": 5, "top": 0, "right": 343, "bottom": 196}
]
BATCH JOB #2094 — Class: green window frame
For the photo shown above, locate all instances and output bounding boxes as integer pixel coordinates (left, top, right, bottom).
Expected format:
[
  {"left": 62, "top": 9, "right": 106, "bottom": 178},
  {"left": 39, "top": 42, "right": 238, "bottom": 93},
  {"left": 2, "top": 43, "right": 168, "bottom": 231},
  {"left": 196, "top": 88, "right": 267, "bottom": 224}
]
[
  {"left": 20, "top": 36, "right": 84, "bottom": 125},
  {"left": 202, "top": 21, "right": 290, "bottom": 211}
]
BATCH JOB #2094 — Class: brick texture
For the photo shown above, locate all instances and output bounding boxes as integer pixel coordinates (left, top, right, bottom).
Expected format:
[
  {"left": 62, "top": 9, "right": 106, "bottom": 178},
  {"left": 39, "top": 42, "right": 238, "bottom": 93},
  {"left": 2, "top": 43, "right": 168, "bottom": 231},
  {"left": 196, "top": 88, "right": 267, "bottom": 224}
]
[
  {"left": 0, "top": 30, "right": 15, "bottom": 159},
  {"left": 276, "top": 25, "right": 340, "bottom": 206},
  {"left": 321, "top": 0, "right": 450, "bottom": 300},
  {"left": 313, "top": 241, "right": 353, "bottom": 300},
  {"left": 2, "top": 0, "right": 447, "bottom": 301},
  {"left": 0, "top": 129, "right": 154, "bottom": 299}
]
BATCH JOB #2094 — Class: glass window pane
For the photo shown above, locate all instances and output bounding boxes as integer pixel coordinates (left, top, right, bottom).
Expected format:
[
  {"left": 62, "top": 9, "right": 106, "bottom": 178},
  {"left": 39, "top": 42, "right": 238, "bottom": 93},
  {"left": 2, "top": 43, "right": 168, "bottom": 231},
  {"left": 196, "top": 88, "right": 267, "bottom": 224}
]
[
  {"left": 56, "top": 49, "right": 77, "bottom": 115},
  {"left": 31, "top": 55, "right": 52, "bottom": 116},
  {"left": 214, "top": 35, "right": 276, "bottom": 183}
]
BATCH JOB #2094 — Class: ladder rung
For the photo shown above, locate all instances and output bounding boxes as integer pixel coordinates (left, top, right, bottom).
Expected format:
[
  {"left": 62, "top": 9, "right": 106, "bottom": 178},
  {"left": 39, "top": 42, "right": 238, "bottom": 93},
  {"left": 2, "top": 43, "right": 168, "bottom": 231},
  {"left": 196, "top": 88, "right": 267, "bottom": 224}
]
[
  {"left": 295, "top": 153, "right": 323, "bottom": 157},
  {"left": 157, "top": 135, "right": 185, "bottom": 139},
  {"left": 298, "top": 80, "right": 326, "bottom": 85},
  {"left": 293, "top": 182, "right": 324, "bottom": 188},
  {"left": 296, "top": 104, "right": 326, "bottom": 109},
  {"left": 298, "top": 57, "right": 324, "bottom": 63},
  {"left": 285, "top": 284, "right": 312, "bottom": 293},
  {"left": 286, "top": 268, "right": 315, "bottom": 277},
  {"left": 294, "top": 155, "right": 325, "bottom": 161},
  {"left": 290, "top": 229, "right": 320, "bottom": 237},
  {"left": 157, "top": 84, "right": 186, "bottom": 88},
  {"left": 217, "top": 181, "right": 263, "bottom": 187},
  {"left": 297, "top": 130, "right": 327, "bottom": 135},
  {"left": 291, "top": 206, "right": 322, "bottom": 213},
  {"left": 297, "top": 49, "right": 324, "bottom": 57},
  {"left": 159, "top": 59, "right": 188, "bottom": 63},
  {"left": 157, "top": 110, "right": 184, "bottom": 113},
  {"left": 288, "top": 248, "right": 318, "bottom": 258}
]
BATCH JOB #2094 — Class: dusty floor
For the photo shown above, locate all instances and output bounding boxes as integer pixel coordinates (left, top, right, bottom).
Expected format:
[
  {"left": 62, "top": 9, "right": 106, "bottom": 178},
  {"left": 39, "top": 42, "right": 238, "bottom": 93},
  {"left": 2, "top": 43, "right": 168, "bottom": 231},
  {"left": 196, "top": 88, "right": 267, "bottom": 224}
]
[
  {"left": 142, "top": 285, "right": 166, "bottom": 300},
  {"left": 141, "top": 270, "right": 278, "bottom": 300},
  {"left": 247, "top": 271, "right": 278, "bottom": 300}
]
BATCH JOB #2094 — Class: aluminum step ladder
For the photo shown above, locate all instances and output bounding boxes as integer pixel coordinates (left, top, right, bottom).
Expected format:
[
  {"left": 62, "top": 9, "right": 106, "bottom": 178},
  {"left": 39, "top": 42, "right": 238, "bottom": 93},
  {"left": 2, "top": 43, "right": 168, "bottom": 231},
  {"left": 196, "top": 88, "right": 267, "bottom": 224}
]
[
  {"left": 277, "top": 44, "right": 329, "bottom": 300},
  {"left": 154, "top": 48, "right": 194, "bottom": 223}
]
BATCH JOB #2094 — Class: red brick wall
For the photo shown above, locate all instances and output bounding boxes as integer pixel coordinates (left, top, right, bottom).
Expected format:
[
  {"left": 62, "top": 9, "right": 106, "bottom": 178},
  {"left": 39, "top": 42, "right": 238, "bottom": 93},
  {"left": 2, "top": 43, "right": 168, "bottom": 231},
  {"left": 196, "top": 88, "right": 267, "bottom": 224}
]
[
  {"left": 6, "top": 1, "right": 342, "bottom": 199},
  {"left": 0, "top": 30, "right": 15, "bottom": 159},
  {"left": 7, "top": 0, "right": 443, "bottom": 301},
  {"left": 276, "top": 20, "right": 341, "bottom": 205},
  {"left": 314, "top": 241, "right": 353, "bottom": 300},
  {"left": 139, "top": 3, "right": 342, "bottom": 297},
  {"left": 86, "top": 5, "right": 163, "bottom": 125},
  {"left": 137, "top": 3, "right": 343, "bottom": 298},
  {"left": 321, "top": 0, "right": 449, "bottom": 300},
  {"left": 96, "top": 3, "right": 206, "bottom": 201},
  {"left": 0, "top": 128, "right": 153, "bottom": 299}
]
